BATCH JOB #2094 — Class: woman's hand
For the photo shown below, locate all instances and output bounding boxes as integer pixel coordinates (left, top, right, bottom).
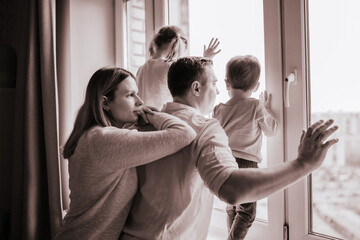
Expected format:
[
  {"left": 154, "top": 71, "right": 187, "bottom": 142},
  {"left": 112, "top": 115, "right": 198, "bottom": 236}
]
[
  {"left": 203, "top": 38, "right": 221, "bottom": 59},
  {"left": 135, "top": 106, "right": 159, "bottom": 125}
]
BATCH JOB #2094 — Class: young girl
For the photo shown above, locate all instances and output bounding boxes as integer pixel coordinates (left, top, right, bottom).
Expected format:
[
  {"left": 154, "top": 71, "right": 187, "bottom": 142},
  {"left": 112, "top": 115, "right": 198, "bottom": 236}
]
[
  {"left": 54, "top": 67, "right": 196, "bottom": 240},
  {"left": 137, "top": 25, "right": 221, "bottom": 109}
]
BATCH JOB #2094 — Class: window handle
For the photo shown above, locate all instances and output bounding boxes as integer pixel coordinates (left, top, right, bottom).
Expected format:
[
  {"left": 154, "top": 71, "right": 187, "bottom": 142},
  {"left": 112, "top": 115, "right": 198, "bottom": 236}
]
[{"left": 284, "top": 69, "right": 297, "bottom": 108}]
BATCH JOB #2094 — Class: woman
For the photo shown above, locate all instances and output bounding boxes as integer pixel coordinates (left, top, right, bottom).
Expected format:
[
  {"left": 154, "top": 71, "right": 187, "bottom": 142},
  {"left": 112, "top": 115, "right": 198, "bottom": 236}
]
[{"left": 54, "top": 67, "right": 196, "bottom": 239}]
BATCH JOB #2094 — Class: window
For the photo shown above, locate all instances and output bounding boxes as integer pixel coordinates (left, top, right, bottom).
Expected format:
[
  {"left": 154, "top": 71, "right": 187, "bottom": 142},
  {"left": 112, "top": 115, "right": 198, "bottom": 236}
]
[
  {"left": 125, "top": 0, "right": 147, "bottom": 74},
  {"left": 285, "top": 0, "right": 360, "bottom": 239},
  {"left": 169, "top": 1, "right": 284, "bottom": 239},
  {"left": 176, "top": 0, "right": 269, "bottom": 219},
  {"left": 115, "top": 0, "right": 155, "bottom": 74},
  {"left": 308, "top": 1, "right": 360, "bottom": 239}
]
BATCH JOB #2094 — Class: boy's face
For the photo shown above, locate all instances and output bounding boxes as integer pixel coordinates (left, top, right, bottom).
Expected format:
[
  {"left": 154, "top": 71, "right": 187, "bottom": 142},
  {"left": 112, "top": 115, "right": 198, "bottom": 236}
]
[{"left": 198, "top": 66, "right": 219, "bottom": 114}]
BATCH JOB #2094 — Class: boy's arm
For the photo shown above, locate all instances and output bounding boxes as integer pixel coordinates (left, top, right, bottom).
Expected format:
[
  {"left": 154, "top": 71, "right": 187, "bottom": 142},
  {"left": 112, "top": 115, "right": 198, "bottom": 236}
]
[
  {"left": 218, "top": 119, "right": 338, "bottom": 205},
  {"left": 257, "top": 92, "right": 278, "bottom": 136},
  {"left": 256, "top": 102, "right": 278, "bottom": 136}
]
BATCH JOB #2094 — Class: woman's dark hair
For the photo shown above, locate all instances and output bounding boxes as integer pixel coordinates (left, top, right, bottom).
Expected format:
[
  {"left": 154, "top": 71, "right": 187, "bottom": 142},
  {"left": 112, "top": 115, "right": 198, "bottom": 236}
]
[{"left": 63, "top": 67, "right": 135, "bottom": 159}]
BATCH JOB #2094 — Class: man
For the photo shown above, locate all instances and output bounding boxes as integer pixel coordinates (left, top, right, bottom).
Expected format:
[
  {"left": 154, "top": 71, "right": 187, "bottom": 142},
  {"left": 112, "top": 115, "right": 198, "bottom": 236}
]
[{"left": 121, "top": 57, "right": 338, "bottom": 240}]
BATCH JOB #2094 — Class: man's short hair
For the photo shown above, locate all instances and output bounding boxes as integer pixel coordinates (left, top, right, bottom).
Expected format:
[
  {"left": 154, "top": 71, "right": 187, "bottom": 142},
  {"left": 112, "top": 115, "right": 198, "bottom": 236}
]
[
  {"left": 226, "top": 55, "right": 261, "bottom": 91},
  {"left": 168, "top": 57, "right": 213, "bottom": 97}
]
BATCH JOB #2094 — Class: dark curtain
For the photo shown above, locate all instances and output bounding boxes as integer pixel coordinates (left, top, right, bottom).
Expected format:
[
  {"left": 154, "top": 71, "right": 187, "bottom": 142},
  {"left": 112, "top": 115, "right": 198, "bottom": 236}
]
[{"left": 10, "top": 0, "right": 62, "bottom": 239}]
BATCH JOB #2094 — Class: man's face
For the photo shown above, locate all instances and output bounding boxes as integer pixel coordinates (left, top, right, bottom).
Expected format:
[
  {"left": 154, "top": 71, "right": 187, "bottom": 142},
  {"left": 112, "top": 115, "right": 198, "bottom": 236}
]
[{"left": 198, "top": 67, "right": 219, "bottom": 115}]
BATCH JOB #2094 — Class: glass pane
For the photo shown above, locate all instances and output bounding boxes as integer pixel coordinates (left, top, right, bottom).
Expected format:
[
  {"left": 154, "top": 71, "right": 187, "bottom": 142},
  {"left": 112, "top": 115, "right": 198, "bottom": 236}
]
[
  {"left": 308, "top": 1, "right": 360, "bottom": 239},
  {"left": 170, "top": 0, "right": 268, "bottom": 222},
  {"left": 126, "top": 0, "right": 147, "bottom": 75}
]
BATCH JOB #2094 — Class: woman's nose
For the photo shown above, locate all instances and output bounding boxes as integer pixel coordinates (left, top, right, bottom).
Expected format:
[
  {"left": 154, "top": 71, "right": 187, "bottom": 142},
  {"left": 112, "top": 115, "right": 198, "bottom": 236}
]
[{"left": 135, "top": 95, "right": 144, "bottom": 106}]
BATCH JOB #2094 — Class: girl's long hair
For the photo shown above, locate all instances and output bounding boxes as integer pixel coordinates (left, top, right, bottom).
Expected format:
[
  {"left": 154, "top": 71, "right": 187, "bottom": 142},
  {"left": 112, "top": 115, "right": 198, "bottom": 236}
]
[
  {"left": 63, "top": 67, "right": 135, "bottom": 159},
  {"left": 149, "top": 25, "right": 187, "bottom": 62}
]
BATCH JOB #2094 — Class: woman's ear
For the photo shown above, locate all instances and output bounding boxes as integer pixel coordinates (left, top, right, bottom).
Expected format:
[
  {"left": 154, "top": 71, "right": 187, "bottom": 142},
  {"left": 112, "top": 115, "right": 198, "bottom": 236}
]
[
  {"left": 191, "top": 81, "right": 201, "bottom": 97},
  {"left": 102, "top": 96, "right": 110, "bottom": 111}
]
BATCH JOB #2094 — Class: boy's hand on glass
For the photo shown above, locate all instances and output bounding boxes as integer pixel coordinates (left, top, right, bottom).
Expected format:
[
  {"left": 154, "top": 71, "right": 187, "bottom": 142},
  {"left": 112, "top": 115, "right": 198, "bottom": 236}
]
[
  {"left": 203, "top": 38, "right": 221, "bottom": 59},
  {"left": 260, "top": 90, "right": 271, "bottom": 109}
]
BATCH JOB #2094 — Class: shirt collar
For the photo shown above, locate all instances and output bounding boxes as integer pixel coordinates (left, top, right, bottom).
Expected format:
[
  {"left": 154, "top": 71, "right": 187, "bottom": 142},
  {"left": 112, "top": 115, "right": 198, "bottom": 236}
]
[{"left": 162, "top": 102, "right": 201, "bottom": 115}]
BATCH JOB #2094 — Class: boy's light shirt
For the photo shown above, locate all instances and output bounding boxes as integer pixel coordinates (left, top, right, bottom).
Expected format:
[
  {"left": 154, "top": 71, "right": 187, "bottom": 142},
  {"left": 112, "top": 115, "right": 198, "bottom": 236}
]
[{"left": 213, "top": 96, "right": 278, "bottom": 163}]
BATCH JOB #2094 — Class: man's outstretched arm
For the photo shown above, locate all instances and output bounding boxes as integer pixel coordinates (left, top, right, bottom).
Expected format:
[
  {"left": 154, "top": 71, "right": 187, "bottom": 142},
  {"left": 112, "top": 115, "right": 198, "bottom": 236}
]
[{"left": 218, "top": 119, "right": 339, "bottom": 205}]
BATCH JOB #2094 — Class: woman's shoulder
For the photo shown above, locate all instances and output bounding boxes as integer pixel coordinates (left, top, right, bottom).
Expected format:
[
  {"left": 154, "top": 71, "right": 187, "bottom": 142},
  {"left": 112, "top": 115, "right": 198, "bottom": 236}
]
[{"left": 87, "top": 126, "right": 128, "bottom": 139}]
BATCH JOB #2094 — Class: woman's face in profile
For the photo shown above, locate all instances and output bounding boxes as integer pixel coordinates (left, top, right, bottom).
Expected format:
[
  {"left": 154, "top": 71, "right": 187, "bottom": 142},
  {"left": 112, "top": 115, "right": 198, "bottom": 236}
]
[{"left": 107, "top": 77, "right": 144, "bottom": 125}]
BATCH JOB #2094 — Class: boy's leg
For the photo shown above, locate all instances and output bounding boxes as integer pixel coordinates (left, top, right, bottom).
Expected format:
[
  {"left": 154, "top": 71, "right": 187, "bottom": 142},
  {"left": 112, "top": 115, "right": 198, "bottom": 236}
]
[
  {"left": 226, "top": 205, "right": 236, "bottom": 232},
  {"left": 227, "top": 202, "right": 257, "bottom": 240},
  {"left": 227, "top": 158, "right": 258, "bottom": 240}
]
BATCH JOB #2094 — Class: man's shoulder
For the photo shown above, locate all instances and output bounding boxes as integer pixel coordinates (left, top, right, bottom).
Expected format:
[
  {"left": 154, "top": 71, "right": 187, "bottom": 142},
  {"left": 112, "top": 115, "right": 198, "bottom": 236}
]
[
  {"left": 165, "top": 108, "right": 220, "bottom": 133},
  {"left": 179, "top": 109, "right": 217, "bottom": 125}
]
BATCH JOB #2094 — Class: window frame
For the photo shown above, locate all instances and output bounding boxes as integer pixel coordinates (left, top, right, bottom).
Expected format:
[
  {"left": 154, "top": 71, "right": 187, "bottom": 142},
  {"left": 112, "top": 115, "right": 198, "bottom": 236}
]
[{"left": 283, "top": 0, "right": 339, "bottom": 239}]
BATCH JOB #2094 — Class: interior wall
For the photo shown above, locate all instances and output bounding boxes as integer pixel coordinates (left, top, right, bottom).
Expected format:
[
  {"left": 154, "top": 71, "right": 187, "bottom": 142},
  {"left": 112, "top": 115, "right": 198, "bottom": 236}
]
[
  {"left": 69, "top": 0, "right": 116, "bottom": 124},
  {"left": 56, "top": 0, "right": 116, "bottom": 213}
]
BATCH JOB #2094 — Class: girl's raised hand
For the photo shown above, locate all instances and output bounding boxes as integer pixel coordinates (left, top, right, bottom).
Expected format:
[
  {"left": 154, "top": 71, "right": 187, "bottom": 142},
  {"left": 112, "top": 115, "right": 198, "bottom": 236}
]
[{"left": 203, "top": 38, "right": 221, "bottom": 59}]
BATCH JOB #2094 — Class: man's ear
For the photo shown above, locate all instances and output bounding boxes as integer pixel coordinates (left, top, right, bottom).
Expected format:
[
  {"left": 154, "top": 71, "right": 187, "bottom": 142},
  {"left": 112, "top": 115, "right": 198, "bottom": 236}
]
[
  {"left": 102, "top": 96, "right": 110, "bottom": 111},
  {"left": 191, "top": 81, "right": 201, "bottom": 97}
]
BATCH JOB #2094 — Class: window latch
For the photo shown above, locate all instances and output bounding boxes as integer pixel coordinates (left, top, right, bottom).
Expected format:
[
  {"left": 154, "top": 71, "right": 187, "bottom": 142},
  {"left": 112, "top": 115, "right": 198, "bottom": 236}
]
[{"left": 284, "top": 69, "right": 297, "bottom": 108}]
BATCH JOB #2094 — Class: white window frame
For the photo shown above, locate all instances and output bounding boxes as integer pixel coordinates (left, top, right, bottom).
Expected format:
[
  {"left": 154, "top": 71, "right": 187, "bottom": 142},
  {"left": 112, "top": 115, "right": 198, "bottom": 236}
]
[
  {"left": 114, "top": 0, "right": 128, "bottom": 68},
  {"left": 282, "top": 0, "right": 337, "bottom": 239}
]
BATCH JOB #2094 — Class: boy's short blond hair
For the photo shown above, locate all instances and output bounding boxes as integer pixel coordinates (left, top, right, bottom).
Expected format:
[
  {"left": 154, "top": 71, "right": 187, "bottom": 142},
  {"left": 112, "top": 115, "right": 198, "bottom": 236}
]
[{"left": 226, "top": 55, "right": 261, "bottom": 91}]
